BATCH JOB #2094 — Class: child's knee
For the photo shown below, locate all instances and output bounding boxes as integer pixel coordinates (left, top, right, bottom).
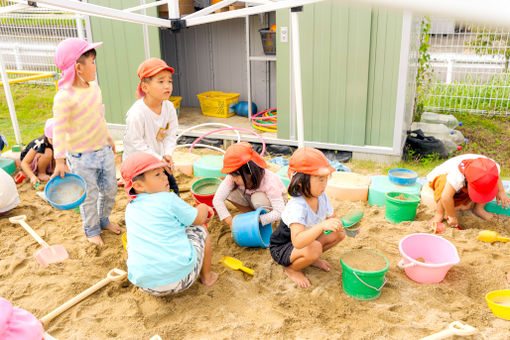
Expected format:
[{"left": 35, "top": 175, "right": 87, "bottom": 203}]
[{"left": 305, "top": 241, "right": 323, "bottom": 260}]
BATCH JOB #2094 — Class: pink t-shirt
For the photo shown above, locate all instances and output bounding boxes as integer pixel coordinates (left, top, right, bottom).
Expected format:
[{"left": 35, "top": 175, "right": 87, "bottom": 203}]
[{"left": 212, "top": 169, "right": 287, "bottom": 225}]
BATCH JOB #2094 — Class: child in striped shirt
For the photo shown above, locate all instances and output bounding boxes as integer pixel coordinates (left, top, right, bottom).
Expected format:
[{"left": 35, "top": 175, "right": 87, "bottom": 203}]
[{"left": 52, "top": 38, "right": 121, "bottom": 246}]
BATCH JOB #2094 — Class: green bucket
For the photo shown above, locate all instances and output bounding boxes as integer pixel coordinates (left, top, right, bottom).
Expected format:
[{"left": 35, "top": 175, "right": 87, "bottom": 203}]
[
  {"left": 384, "top": 192, "right": 420, "bottom": 223},
  {"left": 340, "top": 249, "right": 389, "bottom": 300}
]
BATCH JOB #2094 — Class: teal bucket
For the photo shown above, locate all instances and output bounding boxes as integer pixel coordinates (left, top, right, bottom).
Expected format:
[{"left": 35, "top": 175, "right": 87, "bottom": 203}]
[
  {"left": 340, "top": 249, "right": 389, "bottom": 300},
  {"left": 384, "top": 192, "right": 420, "bottom": 224}
]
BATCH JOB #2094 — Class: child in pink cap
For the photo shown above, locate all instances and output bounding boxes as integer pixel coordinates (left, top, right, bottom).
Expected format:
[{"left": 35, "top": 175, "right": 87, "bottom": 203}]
[
  {"left": 0, "top": 297, "right": 44, "bottom": 340},
  {"left": 20, "top": 118, "right": 55, "bottom": 186},
  {"left": 52, "top": 38, "right": 120, "bottom": 246}
]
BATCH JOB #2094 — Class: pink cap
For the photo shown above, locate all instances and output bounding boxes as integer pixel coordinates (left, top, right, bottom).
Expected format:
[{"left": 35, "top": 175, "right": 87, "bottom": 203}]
[
  {"left": 44, "top": 118, "right": 54, "bottom": 139},
  {"left": 54, "top": 38, "right": 102, "bottom": 89},
  {"left": 0, "top": 297, "right": 44, "bottom": 340}
]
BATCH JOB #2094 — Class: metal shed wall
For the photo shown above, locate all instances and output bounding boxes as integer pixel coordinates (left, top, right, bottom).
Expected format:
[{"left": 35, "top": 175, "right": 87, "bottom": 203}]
[
  {"left": 276, "top": 2, "right": 404, "bottom": 148},
  {"left": 88, "top": 0, "right": 161, "bottom": 124},
  {"left": 160, "top": 14, "right": 277, "bottom": 111}
]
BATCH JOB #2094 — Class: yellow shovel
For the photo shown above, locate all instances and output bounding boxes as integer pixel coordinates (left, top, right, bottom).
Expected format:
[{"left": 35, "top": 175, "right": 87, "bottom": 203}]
[
  {"left": 220, "top": 256, "right": 254, "bottom": 275},
  {"left": 478, "top": 230, "right": 510, "bottom": 243}
]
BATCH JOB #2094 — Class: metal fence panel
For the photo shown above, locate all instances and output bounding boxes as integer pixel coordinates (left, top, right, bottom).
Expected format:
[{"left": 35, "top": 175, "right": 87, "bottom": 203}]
[
  {"left": 0, "top": 1, "right": 85, "bottom": 84},
  {"left": 423, "top": 18, "right": 510, "bottom": 115}
]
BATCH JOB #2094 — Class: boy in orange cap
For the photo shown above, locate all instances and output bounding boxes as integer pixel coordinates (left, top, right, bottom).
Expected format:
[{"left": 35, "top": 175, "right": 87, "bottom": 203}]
[
  {"left": 212, "top": 142, "right": 287, "bottom": 232},
  {"left": 270, "top": 147, "right": 345, "bottom": 288},
  {"left": 427, "top": 154, "right": 510, "bottom": 230},
  {"left": 123, "top": 58, "right": 180, "bottom": 195},
  {"left": 121, "top": 152, "right": 218, "bottom": 295}
]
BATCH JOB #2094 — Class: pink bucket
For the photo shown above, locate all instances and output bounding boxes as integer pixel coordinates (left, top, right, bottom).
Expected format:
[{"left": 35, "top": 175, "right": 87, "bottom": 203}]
[{"left": 398, "top": 233, "right": 460, "bottom": 283}]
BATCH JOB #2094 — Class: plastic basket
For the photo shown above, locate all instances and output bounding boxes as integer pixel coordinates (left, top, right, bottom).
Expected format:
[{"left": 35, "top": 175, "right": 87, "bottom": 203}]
[
  {"left": 259, "top": 29, "right": 276, "bottom": 55},
  {"left": 196, "top": 91, "right": 240, "bottom": 118},
  {"left": 170, "top": 96, "right": 182, "bottom": 116}
]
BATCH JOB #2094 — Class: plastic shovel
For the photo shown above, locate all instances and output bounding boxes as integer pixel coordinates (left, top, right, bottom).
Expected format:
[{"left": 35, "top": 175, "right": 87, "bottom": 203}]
[
  {"left": 324, "top": 210, "right": 364, "bottom": 235},
  {"left": 9, "top": 215, "right": 69, "bottom": 266},
  {"left": 220, "top": 256, "right": 254, "bottom": 275},
  {"left": 478, "top": 230, "right": 510, "bottom": 243},
  {"left": 419, "top": 321, "right": 477, "bottom": 340},
  {"left": 40, "top": 268, "right": 127, "bottom": 325}
]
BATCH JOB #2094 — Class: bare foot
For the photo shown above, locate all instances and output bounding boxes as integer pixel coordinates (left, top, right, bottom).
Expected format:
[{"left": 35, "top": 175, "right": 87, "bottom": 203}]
[
  {"left": 88, "top": 235, "right": 104, "bottom": 246},
  {"left": 311, "top": 258, "right": 330, "bottom": 272},
  {"left": 473, "top": 206, "right": 494, "bottom": 220},
  {"left": 284, "top": 267, "right": 311, "bottom": 288},
  {"left": 200, "top": 271, "right": 219, "bottom": 287},
  {"left": 105, "top": 223, "right": 121, "bottom": 234}
]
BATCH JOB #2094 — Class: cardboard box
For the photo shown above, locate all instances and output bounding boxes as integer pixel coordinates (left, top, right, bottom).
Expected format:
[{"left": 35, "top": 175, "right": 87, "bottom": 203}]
[{"left": 158, "top": 1, "right": 194, "bottom": 17}]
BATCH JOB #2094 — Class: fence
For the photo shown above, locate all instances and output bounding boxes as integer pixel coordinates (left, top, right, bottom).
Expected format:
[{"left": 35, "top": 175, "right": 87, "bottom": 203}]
[
  {"left": 0, "top": 1, "right": 87, "bottom": 85},
  {"left": 421, "top": 19, "right": 510, "bottom": 115}
]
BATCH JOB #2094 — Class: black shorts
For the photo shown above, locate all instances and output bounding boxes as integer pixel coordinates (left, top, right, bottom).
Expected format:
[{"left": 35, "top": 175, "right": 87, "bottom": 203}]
[{"left": 269, "top": 242, "right": 294, "bottom": 267}]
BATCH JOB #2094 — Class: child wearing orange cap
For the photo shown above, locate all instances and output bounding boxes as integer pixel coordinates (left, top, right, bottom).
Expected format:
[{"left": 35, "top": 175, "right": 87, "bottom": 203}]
[
  {"left": 269, "top": 147, "right": 345, "bottom": 288},
  {"left": 427, "top": 154, "right": 510, "bottom": 230},
  {"left": 120, "top": 152, "right": 218, "bottom": 295},
  {"left": 212, "top": 142, "right": 288, "bottom": 230},
  {"left": 123, "top": 58, "right": 179, "bottom": 195},
  {"left": 52, "top": 38, "right": 120, "bottom": 246}
]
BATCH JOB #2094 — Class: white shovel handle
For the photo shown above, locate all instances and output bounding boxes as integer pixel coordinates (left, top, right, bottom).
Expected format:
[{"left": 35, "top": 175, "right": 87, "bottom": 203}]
[
  {"left": 420, "top": 321, "right": 477, "bottom": 340},
  {"left": 9, "top": 215, "right": 51, "bottom": 249},
  {"left": 398, "top": 259, "right": 416, "bottom": 269},
  {"left": 40, "top": 268, "right": 127, "bottom": 325}
]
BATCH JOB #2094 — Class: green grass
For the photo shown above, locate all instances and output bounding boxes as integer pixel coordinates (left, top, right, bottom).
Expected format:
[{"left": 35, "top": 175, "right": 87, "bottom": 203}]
[
  {"left": 0, "top": 84, "right": 55, "bottom": 147},
  {"left": 423, "top": 76, "right": 510, "bottom": 115}
]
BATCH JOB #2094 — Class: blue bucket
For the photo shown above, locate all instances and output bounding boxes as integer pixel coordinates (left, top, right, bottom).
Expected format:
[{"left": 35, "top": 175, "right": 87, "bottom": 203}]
[
  {"left": 232, "top": 207, "right": 272, "bottom": 248},
  {"left": 45, "top": 173, "right": 87, "bottom": 210}
]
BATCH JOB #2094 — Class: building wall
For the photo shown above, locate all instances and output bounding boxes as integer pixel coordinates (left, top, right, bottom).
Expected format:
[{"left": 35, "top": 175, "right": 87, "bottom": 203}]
[
  {"left": 276, "top": 2, "right": 404, "bottom": 148},
  {"left": 160, "top": 14, "right": 277, "bottom": 111},
  {"left": 88, "top": 0, "right": 161, "bottom": 124}
]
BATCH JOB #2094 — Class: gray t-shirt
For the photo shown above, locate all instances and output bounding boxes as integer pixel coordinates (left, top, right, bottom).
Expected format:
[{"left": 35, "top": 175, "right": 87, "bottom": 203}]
[{"left": 281, "top": 193, "right": 334, "bottom": 228}]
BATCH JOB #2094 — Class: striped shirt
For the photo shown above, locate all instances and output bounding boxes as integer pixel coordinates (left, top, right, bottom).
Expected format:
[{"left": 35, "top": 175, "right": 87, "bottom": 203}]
[{"left": 52, "top": 82, "right": 109, "bottom": 159}]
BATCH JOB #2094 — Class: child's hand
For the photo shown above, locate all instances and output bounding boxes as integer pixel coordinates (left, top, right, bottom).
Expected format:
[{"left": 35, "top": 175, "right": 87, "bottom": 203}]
[
  {"left": 206, "top": 207, "right": 214, "bottom": 223},
  {"left": 321, "top": 218, "right": 343, "bottom": 233},
  {"left": 52, "top": 159, "right": 70, "bottom": 179},
  {"left": 30, "top": 176, "right": 39, "bottom": 186},
  {"left": 163, "top": 155, "right": 175, "bottom": 172},
  {"left": 496, "top": 191, "right": 510, "bottom": 209}
]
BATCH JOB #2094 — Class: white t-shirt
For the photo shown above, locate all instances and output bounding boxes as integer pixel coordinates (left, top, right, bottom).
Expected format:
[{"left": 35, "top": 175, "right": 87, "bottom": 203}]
[
  {"left": 426, "top": 154, "right": 500, "bottom": 192},
  {"left": 281, "top": 192, "right": 334, "bottom": 228},
  {"left": 123, "top": 98, "right": 178, "bottom": 160},
  {"left": 0, "top": 168, "right": 20, "bottom": 213}
]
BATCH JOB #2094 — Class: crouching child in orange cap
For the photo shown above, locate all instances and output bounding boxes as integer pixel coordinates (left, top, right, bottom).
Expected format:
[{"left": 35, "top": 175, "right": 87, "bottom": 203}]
[
  {"left": 427, "top": 154, "right": 510, "bottom": 230},
  {"left": 121, "top": 153, "right": 218, "bottom": 296},
  {"left": 212, "top": 142, "right": 288, "bottom": 231},
  {"left": 123, "top": 58, "right": 180, "bottom": 195},
  {"left": 269, "top": 147, "right": 345, "bottom": 288}
]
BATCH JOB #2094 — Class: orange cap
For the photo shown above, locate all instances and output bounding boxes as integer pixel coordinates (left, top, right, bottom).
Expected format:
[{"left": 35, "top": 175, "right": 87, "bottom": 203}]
[
  {"left": 120, "top": 152, "right": 168, "bottom": 201},
  {"left": 288, "top": 147, "right": 335, "bottom": 179},
  {"left": 221, "top": 142, "right": 267, "bottom": 174},
  {"left": 136, "top": 58, "right": 174, "bottom": 99},
  {"left": 458, "top": 157, "right": 499, "bottom": 203}
]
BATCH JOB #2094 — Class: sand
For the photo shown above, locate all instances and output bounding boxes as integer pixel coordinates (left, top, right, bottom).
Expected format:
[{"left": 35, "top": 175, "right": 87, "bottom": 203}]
[
  {"left": 1, "top": 171, "right": 510, "bottom": 339},
  {"left": 340, "top": 249, "right": 387, "bottom": 272}
]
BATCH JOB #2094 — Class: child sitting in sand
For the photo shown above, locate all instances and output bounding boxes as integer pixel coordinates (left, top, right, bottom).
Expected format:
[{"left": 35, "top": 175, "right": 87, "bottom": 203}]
[
  {"left": 52, "top": 38, "right": 120, "bottom": 245},
  {"left": 427, "top": 154, "right": 510, "bottom": 229},
  {"left": 20, "top": 118, "right": 55, "bottom": 186},
  {"left": 120, "top": 153, "right": 218, "bottom": 296},
  {"left": 0, "top": 168, "right": 20, "bottom": 217},
  {"left": 212, "top": 142, "right": 287, "bottom": 231},
  {"left": 123, "top": 58, "right": 180, "bottom": 195},
  {"left": 269, "top": 147, "right": 345, "bottom": 288}
]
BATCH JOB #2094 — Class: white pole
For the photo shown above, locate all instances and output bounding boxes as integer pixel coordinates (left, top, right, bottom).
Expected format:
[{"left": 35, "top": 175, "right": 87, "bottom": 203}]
[
  {"left": 141, "top": 0, "right": 151, "bottom": 59},
  {"left": 75, "top": 14, "right": 85, "bottom": 40},
  {"left": 245, "top": 12, "right": 252, "bottom": 121},
  {"left": 0, "top": 54, "right": 22, "bottom": 145},
  {"left": 290, "top": 8, "right": 304, "bottom": 148}
]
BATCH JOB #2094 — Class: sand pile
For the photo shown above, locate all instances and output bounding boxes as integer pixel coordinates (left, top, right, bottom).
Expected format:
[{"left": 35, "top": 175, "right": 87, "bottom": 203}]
[{"left": 1, "top": 172, "right": 510, "bottom": 339}]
